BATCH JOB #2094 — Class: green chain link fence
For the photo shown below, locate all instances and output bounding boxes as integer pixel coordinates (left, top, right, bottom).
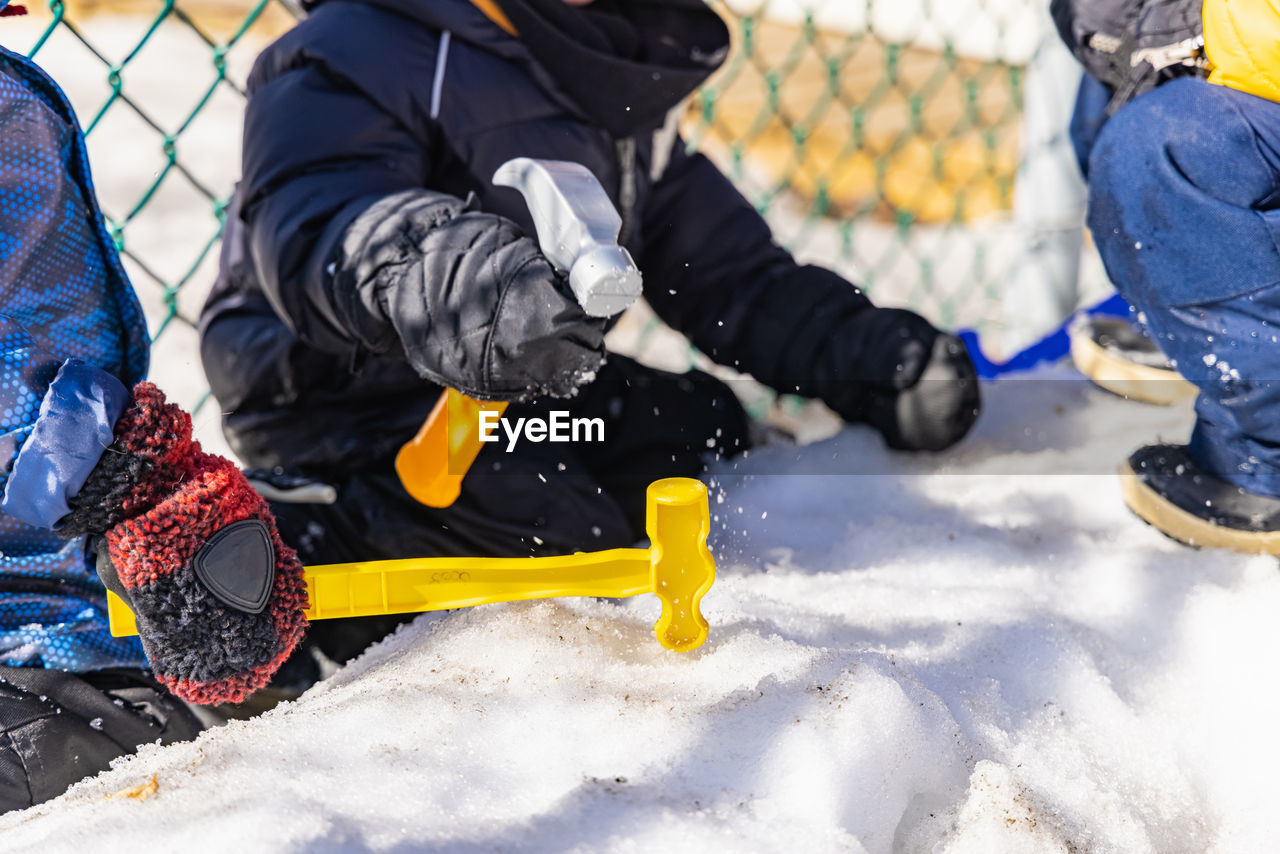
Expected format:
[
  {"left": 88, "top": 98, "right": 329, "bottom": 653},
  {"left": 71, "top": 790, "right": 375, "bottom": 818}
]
[
  {"left": 27, "top": 0, "right": 298, "bottom": 334},
  {"left": 689, "top": 4, "right": 1024, "bottom": 300},
  {"left": 13, "top": 1, "right": 1076, "bottom": 440}
]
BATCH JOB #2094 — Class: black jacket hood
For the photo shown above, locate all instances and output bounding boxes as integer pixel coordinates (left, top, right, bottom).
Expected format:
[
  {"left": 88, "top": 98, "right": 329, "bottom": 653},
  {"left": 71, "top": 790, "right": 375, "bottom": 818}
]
[{"left": 303, "top": 0, "right": 729, "bottom": 136}]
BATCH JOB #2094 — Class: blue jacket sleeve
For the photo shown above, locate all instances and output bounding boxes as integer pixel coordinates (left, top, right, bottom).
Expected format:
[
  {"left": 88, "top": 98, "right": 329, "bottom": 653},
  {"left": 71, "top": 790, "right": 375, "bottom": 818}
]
[
  {"left": 0, "top": 48, "right": 149, "bottom": 387},
  {"left": 0, "top": 48, "right": 146, "bottom": 528},
  {"left": 0, "top": 316, "right": 129, "bottom": 529},
  {"left": 0, "top": 316, "right": 62, "bottom": 476}
]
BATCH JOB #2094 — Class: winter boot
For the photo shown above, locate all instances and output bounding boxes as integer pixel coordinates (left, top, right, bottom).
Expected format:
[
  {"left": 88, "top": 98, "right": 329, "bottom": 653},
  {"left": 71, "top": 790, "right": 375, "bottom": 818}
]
[
  {"left": 1070, "top": 315, "right": 1196, "bottom": 405},
  {"left": 1120, "top": 444, "right": 1280, "bottom": 553}
]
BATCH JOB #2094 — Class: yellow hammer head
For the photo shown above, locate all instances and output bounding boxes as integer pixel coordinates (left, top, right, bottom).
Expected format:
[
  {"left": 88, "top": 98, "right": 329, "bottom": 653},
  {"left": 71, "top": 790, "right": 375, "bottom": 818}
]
[{"left": 646, "top": 478, "right": 715, "bottom": 651}]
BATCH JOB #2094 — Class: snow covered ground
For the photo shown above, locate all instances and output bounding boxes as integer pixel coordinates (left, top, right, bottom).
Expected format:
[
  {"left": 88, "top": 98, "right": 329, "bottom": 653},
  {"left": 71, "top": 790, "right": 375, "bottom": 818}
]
[{"left": 2, "top": 370, "right": 1277, "bottom": 853}]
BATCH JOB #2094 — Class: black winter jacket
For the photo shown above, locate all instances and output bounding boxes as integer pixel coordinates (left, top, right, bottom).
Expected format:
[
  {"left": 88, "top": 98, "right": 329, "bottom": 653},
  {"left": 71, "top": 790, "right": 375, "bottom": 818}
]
[{"left": 201, "top": 0, "right": 882, "bottom": 471}]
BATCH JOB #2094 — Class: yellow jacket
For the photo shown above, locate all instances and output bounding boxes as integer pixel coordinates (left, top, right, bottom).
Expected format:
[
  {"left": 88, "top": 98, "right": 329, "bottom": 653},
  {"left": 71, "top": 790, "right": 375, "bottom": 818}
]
[{"left": 1204, "top": 0, "right": 1280, "bottom": 102}]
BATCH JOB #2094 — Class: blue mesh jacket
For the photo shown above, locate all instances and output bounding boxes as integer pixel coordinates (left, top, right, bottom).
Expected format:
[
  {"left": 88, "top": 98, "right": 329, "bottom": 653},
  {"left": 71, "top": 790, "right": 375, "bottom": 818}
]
[{"left": 0, "top": 46, "right": 151, "bottom": 671}]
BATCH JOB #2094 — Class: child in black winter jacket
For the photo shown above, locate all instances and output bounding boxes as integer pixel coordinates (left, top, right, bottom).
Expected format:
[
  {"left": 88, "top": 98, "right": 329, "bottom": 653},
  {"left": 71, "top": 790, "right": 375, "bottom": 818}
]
[{"left": 202, "top": 0, "right": 981, "bottom": 583}]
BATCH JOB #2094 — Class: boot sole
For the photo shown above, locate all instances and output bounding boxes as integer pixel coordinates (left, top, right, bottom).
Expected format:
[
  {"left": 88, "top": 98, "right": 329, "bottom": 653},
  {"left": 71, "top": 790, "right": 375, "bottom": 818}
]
[
  {"left": 1119, "top": 460, "right": 1280, "bottom": 554},
  {"left": 1070, "top": 324, "right": 1196, "bottom": 405}
]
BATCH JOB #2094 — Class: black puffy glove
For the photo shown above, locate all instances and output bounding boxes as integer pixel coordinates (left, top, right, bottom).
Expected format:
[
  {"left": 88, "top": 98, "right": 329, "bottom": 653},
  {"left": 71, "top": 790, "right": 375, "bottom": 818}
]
[
  {"left": 731, "top": 265, "right": 980, "bottom": 451},
  {"left": 808, "top": 306, "right": 980, "bottom": 451},
  {"left": 859, "top": 327, "right": 982, "bottom": 451},
  {"left": 331, "top": 190, "right": 608, "bottom": 401}
]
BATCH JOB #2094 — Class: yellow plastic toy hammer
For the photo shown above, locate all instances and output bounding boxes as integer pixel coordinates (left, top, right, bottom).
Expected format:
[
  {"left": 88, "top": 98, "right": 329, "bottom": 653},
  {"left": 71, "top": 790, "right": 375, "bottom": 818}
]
[{"left": 107, "top": 478, "right": 715, "bottom": 652}]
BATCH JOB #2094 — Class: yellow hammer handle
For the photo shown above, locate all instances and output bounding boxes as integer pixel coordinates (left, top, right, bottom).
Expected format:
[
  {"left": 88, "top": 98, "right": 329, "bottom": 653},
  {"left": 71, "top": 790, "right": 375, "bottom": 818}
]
[
  {"left": 395, "top": 389, "right": 508, "bottom": 507},
  {"left": 107, "top": 548, "right": 651, "bottom": 639}
]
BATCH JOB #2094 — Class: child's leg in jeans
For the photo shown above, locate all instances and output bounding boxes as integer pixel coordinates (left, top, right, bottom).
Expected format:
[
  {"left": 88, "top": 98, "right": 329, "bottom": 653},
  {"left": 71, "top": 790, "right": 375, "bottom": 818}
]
[{"left": 1087, "top": 77, "right": 1280, "bottom": 494}]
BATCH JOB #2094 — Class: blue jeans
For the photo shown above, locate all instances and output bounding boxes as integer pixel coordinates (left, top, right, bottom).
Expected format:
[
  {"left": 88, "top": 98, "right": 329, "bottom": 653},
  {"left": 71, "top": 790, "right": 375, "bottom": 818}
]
[{"left": 1084, "top": 77, "right": 1280, "bottom": 497}]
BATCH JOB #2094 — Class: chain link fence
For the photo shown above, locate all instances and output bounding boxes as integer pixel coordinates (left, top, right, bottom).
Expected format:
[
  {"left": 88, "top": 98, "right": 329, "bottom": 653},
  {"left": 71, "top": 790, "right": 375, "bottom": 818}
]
[
  {"left": 11, "top": 0, "right": 1098, "bottom": 443},
  {"left": 27, "top": 0, "right": 298, "bottom": 324}
]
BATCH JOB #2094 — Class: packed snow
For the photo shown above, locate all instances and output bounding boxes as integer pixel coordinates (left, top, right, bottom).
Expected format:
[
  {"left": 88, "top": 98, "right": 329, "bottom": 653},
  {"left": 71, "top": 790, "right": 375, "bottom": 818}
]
[{"left": 1, "top": 370, "right": 1276, "bottom": 853}]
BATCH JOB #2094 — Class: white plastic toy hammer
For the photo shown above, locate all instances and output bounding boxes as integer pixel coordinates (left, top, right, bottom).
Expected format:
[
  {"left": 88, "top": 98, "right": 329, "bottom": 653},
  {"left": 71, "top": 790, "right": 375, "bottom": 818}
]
[
  {"left": 493, "top": 157, "right": 643, "bottom": 317},
  {"left": 396, "top": 158, "right": 644, "bottom": 507}
]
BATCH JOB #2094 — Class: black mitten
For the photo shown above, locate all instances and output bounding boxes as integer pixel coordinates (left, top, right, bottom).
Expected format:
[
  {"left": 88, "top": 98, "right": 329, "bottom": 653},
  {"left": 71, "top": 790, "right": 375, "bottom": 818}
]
[
  {"left": 731, "top": 265, "right": 980, "bottom": 451},
  {"left": 860, "top": 331, "right": 981, "bottom": 451},
  {"left": 334, "top": 190, "right": 608, "bottom": 400}
]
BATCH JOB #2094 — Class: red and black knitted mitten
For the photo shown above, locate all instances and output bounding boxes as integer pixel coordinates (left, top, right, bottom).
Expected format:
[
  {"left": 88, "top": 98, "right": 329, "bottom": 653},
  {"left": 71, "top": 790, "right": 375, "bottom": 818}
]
[{"left": 58, "top": 383, "right": 308, "bottom": 705}]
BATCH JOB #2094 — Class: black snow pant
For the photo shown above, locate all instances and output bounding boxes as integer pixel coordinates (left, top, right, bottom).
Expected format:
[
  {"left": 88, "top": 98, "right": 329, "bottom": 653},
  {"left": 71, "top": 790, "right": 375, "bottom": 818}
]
[
  {"left": 0, "top": 665, "right": 205, "bottom": 813},
  {"left": 266, "top": 355, "right": 750, "bottom": 663},
  {"left": 268, "top": 355, "right": 749, "bottom": 564}
]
